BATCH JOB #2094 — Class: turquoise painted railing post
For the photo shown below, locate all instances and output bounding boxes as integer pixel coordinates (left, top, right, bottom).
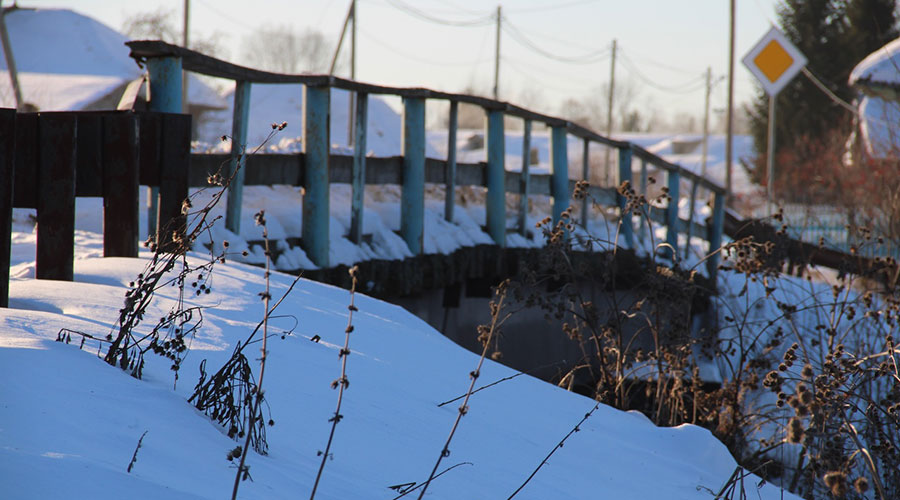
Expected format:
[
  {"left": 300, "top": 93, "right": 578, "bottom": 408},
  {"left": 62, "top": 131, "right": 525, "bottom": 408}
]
[
  {"left": 349, "top": 92, "right": 368, "bottom": 244},
  {"left": 581, "top": 138, "right": 590, "bottom": 229},
  {"left": 617, "top": 146, "right": 634, "bottom": 248},
  {"left": 518, "top": 119, "right": 531, "bottom": 236},
  {"left": 707, "top": 190, "right": 725, "bottom": 281},
  {"left": 684, "top": 178, "right": 698, "bottom": 260},
  {"left": 550, "top": 125, "right": 568, "bottom": 225},
  {"left": 639, "top": 158, "right": 648, "bottom": 245},
  {"left": 665, "top": 169, "right": 681, "bottom": 261},
  {"left": 485, "top": 109, "right": 506, "bottom": 246},
  {"left": 302, "top": 85, "right": 331, "bottom": 267},
  {"left": 444, "top": 100, "right": 458, "bottom": 223},
  {"left": 401, "top": 96, "right": 425, "bottom": 254},
  {"left": 226, "top": 80, "right": 251, "bottom": 235},
  {"left": 145, "top": 56, "right": 182, "bottom": 240}
]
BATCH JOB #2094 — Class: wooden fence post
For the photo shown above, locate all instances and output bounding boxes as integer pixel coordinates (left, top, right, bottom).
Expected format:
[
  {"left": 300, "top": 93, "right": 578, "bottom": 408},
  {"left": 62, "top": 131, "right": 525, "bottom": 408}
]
[
  {"left": 638, "top": 158, "right": 648, "bottom": 244},
  {"left": 102, "top": 113, "right": 139, "bottom": 258},
  {"left": 401, "top": 96, "right": 425, "bottom": 255},
  {"left": 36, "top": 113, "right": 77, "bottom": 281},
  {"left": 486, "top": 108, "right": 505, "bottom": 246},
  {"left": 617, "top": 146, "right": 634, "bottom": 248},
  {"left": 0, "top": 109, "right": 14, "bottom": 307},
  {"left": 707, "top": 190, "right": 725, "bottom": 281},
  {"left": 518, "top": 119, "right": 531, "bottom": 236},
  {"left": 444, "top": 100, "right": 458, "bottom": 223},
  {"left": 226, "top": 80, "right": 251, "bottom": 235},
  {"left": 303, "top": 85, "right": 331, "bottom": 267},
  {"left": 550, "top": 125, "right": 568, "bottom": 225},
  {"left": 350, "top": 92, "right": 368, "bottom": 244},
  {"left": 665, "top": 168, "right": 681, "bottom": 260},
  {"left": 145, "top": 56, "right": 183, "bottom": 239}
]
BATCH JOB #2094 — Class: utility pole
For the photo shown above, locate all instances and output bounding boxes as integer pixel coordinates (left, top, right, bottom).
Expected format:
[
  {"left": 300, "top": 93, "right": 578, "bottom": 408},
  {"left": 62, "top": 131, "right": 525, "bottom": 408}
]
[
  {"left": 0, "top": 4, "right": 23, "bottom": 111},
  {"left": 349, "top": 0, "right": 356, "bottom": 147},
  {"left": 330, "top": 1, "right": 357, "bottom": 146},
  {"left": 701, "top": 67, "right": 711, "bottom": 178},
  {"left": 493, "top": 5, "right": 501, "bottom": 100},
  {"left": 182, "top": 0, "right": 190, "bottom": 113},
  {"left": 604, "top": 39, "right": 617, "bottom": 185},
  {"left": 725, "top": 0, "right": 735, "bottom": 200}
]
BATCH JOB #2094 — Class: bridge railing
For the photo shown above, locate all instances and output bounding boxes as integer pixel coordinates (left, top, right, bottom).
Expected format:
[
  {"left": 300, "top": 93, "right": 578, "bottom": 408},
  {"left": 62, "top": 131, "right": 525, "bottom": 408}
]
[{"left": 126, "top": 40, "right": 726, "bottom": 279}]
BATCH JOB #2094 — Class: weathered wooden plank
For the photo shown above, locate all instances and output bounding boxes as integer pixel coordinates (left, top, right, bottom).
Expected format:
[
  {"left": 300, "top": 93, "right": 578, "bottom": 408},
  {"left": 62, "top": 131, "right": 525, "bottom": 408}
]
[
  {"left": 518, "top": 119, "right": 531, "bottom": 236},
  {"left": 302, "top": 85, "right": 330, "bottom": 267},
  {"left": 138, "top": 112, "right": 162, "bottom": 186},
  {"left": 550, "top": 126, "right": 568, "bottom": 224},
  {"left": 12, "top": 112, "right": 37, "bottom": 209},
  {"left": 156, "top": 113, "right": 190, "bottom": 251},
  {"left": 0, "top": 108, "right": 15, "bottom": 307},
  {"left": 36, "top": 113, "right": 77, "bottom": 281},
  {"left": 638, "top": 158, "right": 648, "bottom": 244},
  {"left": 617, "top": 146, "right": 634, "bottom": 248},
  {"left": 350, "top": 92, "right": 368, "bottom": 244},
  {"left": 684, "top": 178, "right": 699, "bottom": 261},
  {"left": 75, "top": 114, "right": 103, "bottom": 197},
  {"left": 102, "top": 112, "right": 139, "bottom": 257},
  {"left": 445, "top": 100, "right": 458, "bottom": 222},
  {"left": 226, "top": 80, "right": 251, "bottom": 234},
  {"left": 485, "top": 109, "right": 505, "bottom": 246}
]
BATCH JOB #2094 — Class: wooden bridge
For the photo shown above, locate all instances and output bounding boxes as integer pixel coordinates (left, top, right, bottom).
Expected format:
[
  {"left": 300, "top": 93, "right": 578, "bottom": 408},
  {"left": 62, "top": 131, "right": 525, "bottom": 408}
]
[{"left": 3, "top": 40, "right": 893, "bottom": 309}]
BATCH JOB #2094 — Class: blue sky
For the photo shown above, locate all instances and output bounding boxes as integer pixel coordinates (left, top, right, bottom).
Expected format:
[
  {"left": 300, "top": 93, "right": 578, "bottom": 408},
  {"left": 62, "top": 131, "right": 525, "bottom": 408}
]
[{"left": 21, "top": 0, "right": 780, "bottom": 126}]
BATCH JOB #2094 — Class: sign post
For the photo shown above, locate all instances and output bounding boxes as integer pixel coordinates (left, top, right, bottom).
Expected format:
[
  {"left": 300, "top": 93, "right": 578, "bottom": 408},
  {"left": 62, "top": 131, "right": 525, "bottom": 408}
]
[{"left": 742, "top": 27, "right": 807, "bottom": 212}]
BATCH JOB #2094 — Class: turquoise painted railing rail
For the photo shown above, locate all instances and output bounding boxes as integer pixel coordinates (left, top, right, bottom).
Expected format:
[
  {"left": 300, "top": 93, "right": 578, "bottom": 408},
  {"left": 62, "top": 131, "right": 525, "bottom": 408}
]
[{"left": 126, "top": 40, "right": 727, "bottom": 280}]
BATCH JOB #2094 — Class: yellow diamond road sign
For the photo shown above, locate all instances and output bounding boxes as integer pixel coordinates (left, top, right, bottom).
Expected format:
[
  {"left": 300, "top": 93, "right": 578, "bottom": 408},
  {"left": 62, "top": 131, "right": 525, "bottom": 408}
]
[{"left": 742, "top": 27, "right": 807, "bottom": 96}]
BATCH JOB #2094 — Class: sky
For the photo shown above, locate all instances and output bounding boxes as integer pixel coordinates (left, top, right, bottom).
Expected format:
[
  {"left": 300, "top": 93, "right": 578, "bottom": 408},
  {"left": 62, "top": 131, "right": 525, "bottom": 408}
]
[{"left": 18, "top": 0, "right": 781, "bottom": 129}]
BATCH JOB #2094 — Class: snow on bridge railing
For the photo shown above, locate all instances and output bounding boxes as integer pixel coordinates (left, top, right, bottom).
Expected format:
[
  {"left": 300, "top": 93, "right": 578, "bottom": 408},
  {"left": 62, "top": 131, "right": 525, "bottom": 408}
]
[{"left": 125, "top": 40, "right": 726, "bottom": 279}]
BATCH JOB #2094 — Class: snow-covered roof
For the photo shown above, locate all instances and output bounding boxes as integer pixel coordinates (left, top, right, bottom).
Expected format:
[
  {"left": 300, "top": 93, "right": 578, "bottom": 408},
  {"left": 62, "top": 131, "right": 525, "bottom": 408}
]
[
  {"left": 858, "top": 96, "right": 900, "bottom": 158},
  {"left": 849, "top": 37, "right": 900, "bottom": 100},
  {"left": 0, "top": 7, "right": 226, "bottom": 111}
]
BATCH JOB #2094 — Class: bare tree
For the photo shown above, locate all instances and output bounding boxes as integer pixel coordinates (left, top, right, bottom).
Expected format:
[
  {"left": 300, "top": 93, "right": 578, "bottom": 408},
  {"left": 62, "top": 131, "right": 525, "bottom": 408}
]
[
  {"left": 241, "top": 26, "right": 333, "bottom": 74},
  {"left": 121, "top": 8, "right": 226, "bottom": 59}
]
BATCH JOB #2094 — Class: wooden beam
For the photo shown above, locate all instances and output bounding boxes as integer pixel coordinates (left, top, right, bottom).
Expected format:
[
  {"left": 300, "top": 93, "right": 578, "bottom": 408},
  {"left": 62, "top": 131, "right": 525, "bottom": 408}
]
[
  {"left": 518, "top": 119, "right": 531, "bottom": 236},
  {"left": 550, "top": 126, "right": 568, "bottom": 225},
  {"left": 36, "top": 113, "right": 77, "bottom": 281},
  {"left": 0, "top": 109, "right": 15, "bottom": 307},
  {"left": 664, "top": 169, "right": 681, "bottom": 261},
  {"left": 102, "top": 113, "right": 140, "bottom": 258}
]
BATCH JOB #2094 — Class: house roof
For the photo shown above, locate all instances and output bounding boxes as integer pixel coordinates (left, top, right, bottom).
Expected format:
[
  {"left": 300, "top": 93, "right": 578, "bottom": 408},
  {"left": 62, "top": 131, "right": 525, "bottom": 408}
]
[
  {"left": 849, "top": 37, "right": 900, "bottom": 100},
  {"left": 0, "top": 7, "right": 226, "bottom": 111}
]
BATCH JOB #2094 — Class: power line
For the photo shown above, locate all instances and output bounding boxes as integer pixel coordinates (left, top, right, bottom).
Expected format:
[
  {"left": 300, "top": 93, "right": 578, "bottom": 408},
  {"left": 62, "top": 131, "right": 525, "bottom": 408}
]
[
  {"left": 618, "top": 50, "right": 706, "bottom": 94},
  {"left": 505, "top": 0, "right": 601, "bottom": 14},
  {"left": 359, "top": 26, "right": 492, "bottom": 67},
  {"left": 381, "top": 0, "right": 494, "bottom": 27},
  {"left": 501, "top": 17, "right": 609, "bottom": 64}
]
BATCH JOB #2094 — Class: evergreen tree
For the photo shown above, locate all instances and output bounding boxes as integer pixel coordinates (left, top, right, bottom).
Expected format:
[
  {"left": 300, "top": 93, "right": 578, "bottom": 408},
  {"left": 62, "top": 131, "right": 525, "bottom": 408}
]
[{"left": 746, "top": 0, "right": 898, "bottom": 201}]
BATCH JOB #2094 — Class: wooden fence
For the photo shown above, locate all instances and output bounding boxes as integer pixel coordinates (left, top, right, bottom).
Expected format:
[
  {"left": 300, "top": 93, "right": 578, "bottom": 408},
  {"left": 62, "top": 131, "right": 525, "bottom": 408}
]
[{"left": 0, "top": 109, "right": 190, "bottom": 307}]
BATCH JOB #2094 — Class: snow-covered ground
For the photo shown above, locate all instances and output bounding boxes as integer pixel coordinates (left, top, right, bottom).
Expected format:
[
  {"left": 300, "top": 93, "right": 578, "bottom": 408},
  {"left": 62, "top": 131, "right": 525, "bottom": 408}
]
[{"left": 2, "top": 218, "right": 800, "bottom": 500}]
